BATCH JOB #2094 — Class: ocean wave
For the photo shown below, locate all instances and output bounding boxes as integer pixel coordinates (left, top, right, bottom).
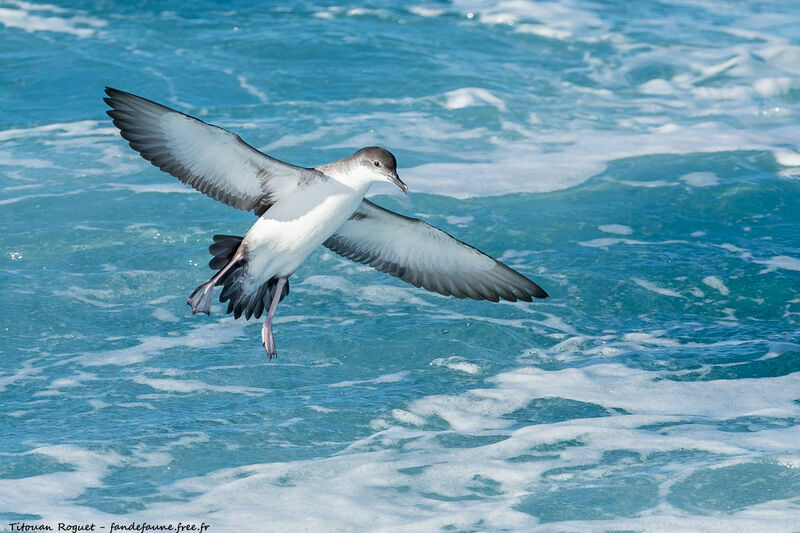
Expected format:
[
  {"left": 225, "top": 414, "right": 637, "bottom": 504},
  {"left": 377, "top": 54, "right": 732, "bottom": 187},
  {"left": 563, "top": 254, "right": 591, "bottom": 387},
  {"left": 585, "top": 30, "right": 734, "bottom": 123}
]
[{"left": 0, "top": 1, "right": 106, "bottom": 38}]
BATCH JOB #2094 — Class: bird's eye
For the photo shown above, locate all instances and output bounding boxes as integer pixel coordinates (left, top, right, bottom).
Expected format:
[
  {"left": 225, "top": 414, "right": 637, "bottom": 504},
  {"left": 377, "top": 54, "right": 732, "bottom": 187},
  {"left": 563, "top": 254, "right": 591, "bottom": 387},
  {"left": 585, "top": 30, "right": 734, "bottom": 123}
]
[{"left": 373, "top": 161, "right": 381, "bottom": 167}]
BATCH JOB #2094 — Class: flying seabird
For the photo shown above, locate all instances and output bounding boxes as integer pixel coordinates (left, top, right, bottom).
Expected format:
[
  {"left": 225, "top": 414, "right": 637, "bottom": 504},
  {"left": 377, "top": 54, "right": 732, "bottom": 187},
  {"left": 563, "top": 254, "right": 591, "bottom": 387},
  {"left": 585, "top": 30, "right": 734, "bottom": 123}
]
[{"left": 104, "top": 87, "right": 548, "bottom": 358}]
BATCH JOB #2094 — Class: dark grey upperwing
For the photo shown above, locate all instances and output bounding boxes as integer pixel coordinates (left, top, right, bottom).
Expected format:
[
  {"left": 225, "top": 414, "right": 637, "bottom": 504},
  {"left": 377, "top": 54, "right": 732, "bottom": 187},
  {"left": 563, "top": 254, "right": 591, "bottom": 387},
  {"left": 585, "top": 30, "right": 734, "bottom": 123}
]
[
  {"left": 104, "top": 87, "right": 324, "bottom": 216},
  {"left": 323, "top": 200, "right": 548, "bottom": 302}
]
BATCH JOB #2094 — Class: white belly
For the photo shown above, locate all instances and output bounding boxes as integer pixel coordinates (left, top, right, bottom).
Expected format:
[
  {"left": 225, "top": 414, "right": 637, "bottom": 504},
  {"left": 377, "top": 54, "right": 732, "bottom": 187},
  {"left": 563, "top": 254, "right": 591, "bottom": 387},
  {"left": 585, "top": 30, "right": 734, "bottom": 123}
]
[{"left": 241, "top": 180, "right": 366, "bottom": 285}]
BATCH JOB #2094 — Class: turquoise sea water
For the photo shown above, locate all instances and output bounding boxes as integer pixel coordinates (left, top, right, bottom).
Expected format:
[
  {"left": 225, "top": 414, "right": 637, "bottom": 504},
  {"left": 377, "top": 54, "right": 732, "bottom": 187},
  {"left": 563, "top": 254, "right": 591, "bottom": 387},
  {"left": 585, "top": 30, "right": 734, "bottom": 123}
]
[{"left": 2, "top": 0, "right": 800, "bottom": 530}]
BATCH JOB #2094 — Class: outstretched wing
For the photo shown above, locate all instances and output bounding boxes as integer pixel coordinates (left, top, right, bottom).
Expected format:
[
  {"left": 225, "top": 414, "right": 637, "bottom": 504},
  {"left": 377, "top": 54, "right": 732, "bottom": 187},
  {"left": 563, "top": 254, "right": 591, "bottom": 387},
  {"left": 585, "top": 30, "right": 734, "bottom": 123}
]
[
  {"left": 104, "top": 87, "right": 324, "bottom": 216},
  {"left": 323, "top": 200, "right": 548, "bottom": 302}
]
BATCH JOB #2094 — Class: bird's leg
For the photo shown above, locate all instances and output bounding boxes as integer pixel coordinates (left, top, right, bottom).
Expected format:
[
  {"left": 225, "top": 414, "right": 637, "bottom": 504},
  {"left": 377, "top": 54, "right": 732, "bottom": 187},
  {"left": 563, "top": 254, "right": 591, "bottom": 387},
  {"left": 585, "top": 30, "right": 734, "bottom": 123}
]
[
  {"left": 261, "top": 277, "right": 288, "bottom": 359},
  {"left": 187, "top": 252, "right": 244, "bottom": 315}
]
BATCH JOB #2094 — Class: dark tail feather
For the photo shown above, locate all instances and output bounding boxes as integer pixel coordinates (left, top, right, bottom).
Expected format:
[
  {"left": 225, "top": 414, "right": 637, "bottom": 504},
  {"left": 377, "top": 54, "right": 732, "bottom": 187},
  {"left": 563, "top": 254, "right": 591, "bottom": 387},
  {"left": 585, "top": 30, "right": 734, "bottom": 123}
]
[
  {"left": 201, "top": 234, "right": 290, "bottom": 320},
  {"left": 187, "top": 235, "right": 245, "bottom": 315},
  {"left": 219, "top": 271, "right": 290, "bottom": 320},
  {"left": 209, "top": 235, "right": 244, "bottom": 271}
]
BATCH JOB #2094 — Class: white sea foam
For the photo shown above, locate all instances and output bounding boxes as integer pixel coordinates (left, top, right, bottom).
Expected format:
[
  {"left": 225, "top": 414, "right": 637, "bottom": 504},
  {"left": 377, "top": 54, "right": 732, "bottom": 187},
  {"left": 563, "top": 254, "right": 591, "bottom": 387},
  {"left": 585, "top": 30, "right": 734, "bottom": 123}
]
[
  {"left": 578, "top": 237, "right": 687, "bottom": 248},
  {"left": 407, "top": 6, "right": 445, "bottom": 17},
  {"left": 0, "top": 151, "right": 55, "bottom": 168},
  {"left": 53, "top": 286, "right": 121, "bottom": 309},
  {"left": 0, "top": 2, "right": 106, "bottom": 38},
  {"left": 0, "top": 190, "right": 81, "bottom": 207},
  {"left": 237, "top": 75, "right": 269, "bottom": 103},
  {"left": 308, "top": 405, "right": 336, "bottom": 413},
  {"left": 107, "top": 182, "right": 198, "bottom": 195},
  {"left": 0, "top": 120, "right": 115, "bottom": 142},
  {"left": 598, "top": 224, "right": 633, "bottom": 235},
  {"left": 774, "top": 148, "right": 800, "bottom": 167},
  {"left": 74, "top": 320, "right": 247, "bottom": 367},
  {"left": 619, "top": 331, "right": 679, "bottom": 347},
  {"left": 442, "top": 87, "right": 507, "bottom": 111},
  {"left": 30, "top": 361, "right": 793, "bottom": 531},
  {"left": 0, "top": 445, "right": 122, "bottom": 517},
  {"left": 615, "top": 179, "right": 679, "bottom": 188},
  {"left": 391, "top": 408, "right": 426, "bottom": 426},
  {"left": 329, "top": 371, "right": 408, "bottom": 388},
  {"left": 461, "top": 0, "right": 607, "bottom": 39},
  {"left": 444, "top": 215, "right": 474, "bottom": 227},
  {"left": 514, "top": 23, "right": 571, "bottom": 40},
  {"left": 717, "top": 242, "right": 753, "bottom": 260},
  {"left": 632, "top": 278, "right": 685, "bottom": 298},
  {"left": 309, "top": 4, "right": 798, "bottom": 198},
  {"left": 430, "top": 356, "right": 481, "bottom": 375},
  {"left": 0, "top": 360, "right": 41, "bottom": 392},
  {"left": 133, "top": 376, "right": 269, "bottom": 396},
  {"left": 428, "top": 309, "right": 560, "bottom": 335},
  {"left": 402, "top": 119, "right": 795, "bottom": 197},
  {"left": 152, "top": 307, "right": 180, "bottom": 322},
  {"left": 681, "top": 171, "right": 719, "bottom": 187},
  {"left": 88, "top": 399, "right": 109, "bottom": 410},
  {"left": 755, "top": 255, "right": 800, "bottom": 273},
  {"left": 639, "top": 78, "right": 674, "bottom": 95},
  {"left": 301, "top": 275, "right": 435, "bottom": 307},
  {"left": 702, "top": 275, "right": 730, "bottom": 295},
  {"left": 487, "top": 363, "right": 800, "bottom": 418},
  {"left": 261, "top": 125, "right": 338, "bottom": 151},
  {"left": 5, "top": 2, "right": 800, "bottom": 201},
  {"left": 49, "top": 371, "right": 96, "bottom": 389},
  {"left": 7, "top": 353, "right": 800, "bottom": 530}
]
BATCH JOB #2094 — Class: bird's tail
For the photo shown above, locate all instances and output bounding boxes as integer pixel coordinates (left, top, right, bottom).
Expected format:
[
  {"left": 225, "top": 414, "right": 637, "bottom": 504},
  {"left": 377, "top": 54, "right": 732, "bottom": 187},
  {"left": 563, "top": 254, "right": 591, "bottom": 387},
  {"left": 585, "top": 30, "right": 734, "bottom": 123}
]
[
  {"left": 205, "top": 234, "right": 290, "bottom": 320},
  {"left": 209, "top": 234, "right": 244, "bottom": 269},
  {"left": 187, "top": 234, "right": 245, "bottom": 315}
]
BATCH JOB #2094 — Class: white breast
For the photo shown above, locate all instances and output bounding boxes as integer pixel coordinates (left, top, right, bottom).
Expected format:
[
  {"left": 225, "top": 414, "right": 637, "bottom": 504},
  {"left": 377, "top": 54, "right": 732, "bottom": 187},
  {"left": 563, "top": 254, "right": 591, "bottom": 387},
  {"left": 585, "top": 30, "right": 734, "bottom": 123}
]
[{"left": 242, "top": 179, "right": 367, "bottom": 284}]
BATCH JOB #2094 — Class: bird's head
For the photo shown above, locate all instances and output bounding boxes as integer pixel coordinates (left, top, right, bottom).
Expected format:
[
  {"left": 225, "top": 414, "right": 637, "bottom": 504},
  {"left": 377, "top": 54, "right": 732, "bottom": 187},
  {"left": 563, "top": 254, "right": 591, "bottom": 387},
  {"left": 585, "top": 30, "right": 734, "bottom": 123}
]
[{"left": 352, "top": 146, "right": 407, "bottom": 194}]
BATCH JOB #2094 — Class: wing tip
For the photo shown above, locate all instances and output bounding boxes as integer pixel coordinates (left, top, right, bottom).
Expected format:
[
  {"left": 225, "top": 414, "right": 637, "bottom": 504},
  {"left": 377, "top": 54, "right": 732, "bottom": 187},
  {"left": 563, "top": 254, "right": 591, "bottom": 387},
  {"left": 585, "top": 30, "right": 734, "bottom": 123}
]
[
  {"left": 514, "top": 280, "right": 548, "bottom": 301},
  {"left": 104, "top": 87, "right": 134, "bottom": 113},
  {"left": 104, "top": 86, "right": 128, "bottom": 103},
  {"left": 531, "top": 284, "right": 548, "bottom": 299},
  {"left": 491, "top": 263, "right": 548, "bottom": 302}
]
